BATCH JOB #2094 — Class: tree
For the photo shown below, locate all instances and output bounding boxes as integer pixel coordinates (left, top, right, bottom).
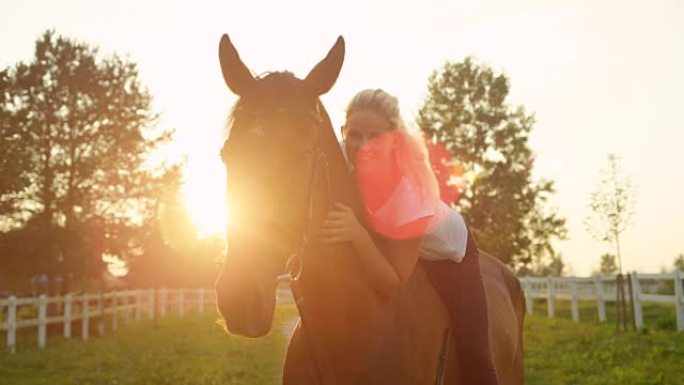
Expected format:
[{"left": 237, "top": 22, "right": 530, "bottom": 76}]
[
  {"left": 0, "top": 69, "right": 32, "bottom": 221},
  {"left": 0, "top": 30, "right": 173, "bottom": 286},
  {"left": 654, "top": 254, "right": 684, "bottom": 296},
  {"left": 417, "top": 57, "right": 567, "bottom": 268},
  {"left": 675, "top": 254, "right": 684, "bottom": 272},
  {"left": 584, "top": 154, "right": 636, "bottom": 275},
  {"left": 598, "top": 253, "right": 618, "bottom": 275},
  {"left": 544, "top": 255, "right": 565, "bottom": 277},
  {"left": 516, "top": 254, "right": 566, "bottom": 277}
]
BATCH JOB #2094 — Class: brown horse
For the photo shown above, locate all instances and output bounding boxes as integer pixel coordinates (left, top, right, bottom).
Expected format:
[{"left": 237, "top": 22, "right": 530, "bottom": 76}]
[{"left": 214, "top": 34, "right": 526, "bottom": 385}]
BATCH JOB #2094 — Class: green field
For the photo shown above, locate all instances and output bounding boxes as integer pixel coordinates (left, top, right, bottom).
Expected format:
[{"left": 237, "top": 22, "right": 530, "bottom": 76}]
[
  {"left": 525, "top": 312, "right": 684, "bottom": 384},
  {"left": 0, "top": 306, "right": 296, "bottom": 385},
  {"left": 1, "top": 302, "right": 683, "bottom": 385}
]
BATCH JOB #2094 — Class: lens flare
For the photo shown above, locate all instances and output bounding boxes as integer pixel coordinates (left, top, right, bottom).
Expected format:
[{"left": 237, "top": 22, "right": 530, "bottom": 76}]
[{"left": 181, "top": 159, "right": 229, "bottom": 237}]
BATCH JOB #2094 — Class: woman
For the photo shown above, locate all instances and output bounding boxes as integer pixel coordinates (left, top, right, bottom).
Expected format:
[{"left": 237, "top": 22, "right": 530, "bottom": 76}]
[{"left": 319, "top": 89, "right": 500, "bottom": 385}]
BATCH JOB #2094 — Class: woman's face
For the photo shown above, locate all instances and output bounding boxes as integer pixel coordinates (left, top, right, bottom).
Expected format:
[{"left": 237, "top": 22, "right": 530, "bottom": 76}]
[{"left": 343, "top": 110, "right": 393, "bottom": 164}]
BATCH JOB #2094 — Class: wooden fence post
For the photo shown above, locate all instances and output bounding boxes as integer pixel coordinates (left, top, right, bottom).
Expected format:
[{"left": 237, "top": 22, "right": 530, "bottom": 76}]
[
  {"left": 120, "top": 290, "right": 130, "bottom": 325},
  {"left": 81, "top": 294, "right": 89, "bottom": 341},
  {"left": 119, "top": 291, "right": 126, "bottom": 325},
  {"left": 547, "top": 276, "right": 555, "bottom": 319},
  {"left": 160, "top": 288, "right": 167, "bottom": 317},
  {"left": 571, "top": 278, "right": 580, "bottom": 322},
  {"left": 98, "top": 293, "right": 105, "bottom": 336},
  {"left": 124, "top": 290, "right": 135, "bottom": 325},
  {"left": 7, "top": 296, "right": 16, "bottom": 353},
  {"left": 111, "top": 292, "right": 118, "bottom": 332},
  {"left": 521, "top": 279, "right": 532, "bottom": 315},
  {"left": 674, "top": 270, "right": 684, "bottom": 332},
  {"left": 199, "top": 288, "right": 205, "bottom": 314},
  {"left": 135, "top": 290, "right": 142, "bottom": 322},
  {"left": 594, "top": 276, "right": 606, "bottom": 322},
  {"left": 64, "top": 294, "right": 72, "bottom": 338},
  {"left": 179, "top": 289, "right": 185, "bottom": 316},
  {"left": 631, "top": 271, "right": 644, "bottom": 330},
  {"left": 148, "top": 289, "right": 155, "bottom": 320},
  {"left": 37, "top": 295, "right": 47, "bottom": 349}
]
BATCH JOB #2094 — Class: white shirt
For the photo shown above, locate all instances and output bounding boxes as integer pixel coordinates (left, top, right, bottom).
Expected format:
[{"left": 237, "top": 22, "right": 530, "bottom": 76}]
[{"left": 419, "top": 200, "right": 468, "bottom": 263}]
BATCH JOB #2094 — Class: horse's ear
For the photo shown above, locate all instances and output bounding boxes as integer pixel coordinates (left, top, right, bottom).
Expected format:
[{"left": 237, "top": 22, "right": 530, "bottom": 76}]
[
  {"left": 219, "top": 34, "right": 256, "bottom": 95},
  {"left": 304, "top": 36, "right": 345, "bottom": 96}
]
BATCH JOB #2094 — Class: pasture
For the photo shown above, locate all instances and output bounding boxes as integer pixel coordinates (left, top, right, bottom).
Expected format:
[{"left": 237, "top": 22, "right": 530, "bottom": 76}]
[
  {"left": 1, "top": 302, "right": 683, "bottom": 385},
  {"left": 525, "top": 304, "right": 684, "bottom": 385}
]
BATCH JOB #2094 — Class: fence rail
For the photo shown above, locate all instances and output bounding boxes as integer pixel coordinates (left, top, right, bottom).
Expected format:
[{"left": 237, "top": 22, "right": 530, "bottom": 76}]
[
  {"left": 520, "top": 271, "right": 684, "bottom": 332},
  {"left": 0, "top": 288, "right": 216, "bottom": 353},
  {"left": 4, "top": 273, "right": 680, "bottom": 353}
]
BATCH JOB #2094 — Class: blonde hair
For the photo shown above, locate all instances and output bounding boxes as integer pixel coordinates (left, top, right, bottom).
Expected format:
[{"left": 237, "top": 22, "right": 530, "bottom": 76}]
[
  {"left": 345, "top": 89, "right": 407, "bottom": 131},
  {"left": 346, "top": 89, "right": 439, "bottom": 204}
]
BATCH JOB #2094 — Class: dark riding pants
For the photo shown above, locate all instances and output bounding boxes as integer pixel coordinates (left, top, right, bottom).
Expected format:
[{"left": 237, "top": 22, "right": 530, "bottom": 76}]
[{"left": 419, "top": 229, "right": 501, "bottom": 385}]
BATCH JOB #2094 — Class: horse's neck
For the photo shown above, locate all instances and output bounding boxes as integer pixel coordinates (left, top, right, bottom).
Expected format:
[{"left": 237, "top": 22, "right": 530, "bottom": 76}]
[
  {"left": 294, "top": 118, "right": 451, "bottom": 382},
  {"left": 296, "top": 112, "right": 385, "bottom": 361}
]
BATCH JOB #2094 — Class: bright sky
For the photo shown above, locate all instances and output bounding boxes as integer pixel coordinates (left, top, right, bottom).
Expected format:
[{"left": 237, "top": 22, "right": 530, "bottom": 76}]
[{"left": 2, "top": 0, "right": 682, "bottom": 276}]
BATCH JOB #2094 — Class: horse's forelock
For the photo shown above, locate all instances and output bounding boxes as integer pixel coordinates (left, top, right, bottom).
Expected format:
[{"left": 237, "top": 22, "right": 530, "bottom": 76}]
[{"left": 223, "top": 71, "right": 317, "bottom": 142}]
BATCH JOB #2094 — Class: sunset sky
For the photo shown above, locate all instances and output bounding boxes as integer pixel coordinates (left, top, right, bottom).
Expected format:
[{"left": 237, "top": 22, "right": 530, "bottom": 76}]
[{"left": 2, "top": 0, "right": 682, "bottom": 275}]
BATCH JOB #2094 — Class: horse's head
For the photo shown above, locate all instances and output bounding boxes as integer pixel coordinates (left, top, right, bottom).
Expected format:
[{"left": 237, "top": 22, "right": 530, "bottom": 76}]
[{"left": 215, "top": 34, "right": 344, "bottom": 337}]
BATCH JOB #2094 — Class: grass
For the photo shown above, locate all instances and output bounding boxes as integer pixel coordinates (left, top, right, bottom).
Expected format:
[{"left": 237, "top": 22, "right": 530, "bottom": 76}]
[
  {"left": 0, "top": 305, "right": 299, "bottom": 385},
  {"left": 525, "top": 314, "right": 684, "bottom": 384},
  {"left": 1, "top": 301, "right": 683, "bottom": 385},
  {"left": 525, "top": 299, "right": 683, "bottom": 384}
]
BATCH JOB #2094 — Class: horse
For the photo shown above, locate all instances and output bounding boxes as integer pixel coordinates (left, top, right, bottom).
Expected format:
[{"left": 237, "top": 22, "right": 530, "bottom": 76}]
[{"left": 214, "top": 34, "right": 526, "bottom": 385}]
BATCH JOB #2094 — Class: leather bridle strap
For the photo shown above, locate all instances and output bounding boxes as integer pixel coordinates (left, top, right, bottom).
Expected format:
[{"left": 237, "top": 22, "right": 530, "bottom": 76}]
[{"left": 277, "top": 109, "right": 330, "bottom": 385}]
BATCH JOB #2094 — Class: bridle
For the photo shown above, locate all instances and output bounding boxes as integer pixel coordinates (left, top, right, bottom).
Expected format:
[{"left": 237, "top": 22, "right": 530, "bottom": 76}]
[
  {"left": 270, "top": 103, "right": 332, "bottom": 284},
  {"left": 221, "top": 102, "right": 331, "bottom": 284},
  {"left": 224, "top": 103, "right": 449, "bottom": 385},
  {"left": 273, "top": 103, "right": 331, "bottom": 385}
]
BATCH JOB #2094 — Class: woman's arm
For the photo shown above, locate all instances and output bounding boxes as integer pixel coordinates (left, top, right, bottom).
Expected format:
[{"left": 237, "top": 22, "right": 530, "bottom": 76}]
[{"left": 319, "top": 203, "right": 422, "bottom": 298}]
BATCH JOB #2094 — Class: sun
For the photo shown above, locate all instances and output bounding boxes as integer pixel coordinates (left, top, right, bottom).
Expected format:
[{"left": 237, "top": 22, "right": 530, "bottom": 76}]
[{"left": 181, "top": 157, "right": 229, "bottom": 237}]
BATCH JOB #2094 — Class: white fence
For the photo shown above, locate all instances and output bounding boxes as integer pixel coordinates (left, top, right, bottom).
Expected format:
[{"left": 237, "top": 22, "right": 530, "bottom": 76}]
[
  {"left": 6, "top": 273, "right": 679, "bottom": 353},
  {"left": 0, "top": 288, "right": 215, "bottom": 353},
  {"left": 520, "top": 271, "right": 684, "bottom": 332}
]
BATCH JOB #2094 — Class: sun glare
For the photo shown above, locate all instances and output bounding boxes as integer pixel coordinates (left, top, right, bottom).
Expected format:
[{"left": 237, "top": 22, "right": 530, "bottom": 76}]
[
  {"left": 104, "top": 253, "right": 129, "bottom": 277},
  {"left": 181, "top": 158, "right": 228, "bottom": 238}
]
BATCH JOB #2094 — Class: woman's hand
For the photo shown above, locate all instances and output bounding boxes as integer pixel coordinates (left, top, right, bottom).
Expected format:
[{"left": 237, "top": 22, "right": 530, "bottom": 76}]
[
  {"left": 319, "top": 202, "right": 422, "bottom": 298},
  {"left": 319, "top": 203, "right": 366, "bottom": 244}
]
